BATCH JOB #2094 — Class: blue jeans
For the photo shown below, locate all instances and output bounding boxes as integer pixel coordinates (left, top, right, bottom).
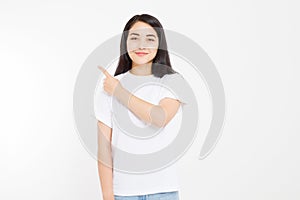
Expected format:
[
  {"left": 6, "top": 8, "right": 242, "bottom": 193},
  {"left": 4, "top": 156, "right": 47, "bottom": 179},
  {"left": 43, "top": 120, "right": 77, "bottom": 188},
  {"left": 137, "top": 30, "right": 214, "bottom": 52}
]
[{"left": 114, "top": 191, "right": 179, "bottom": 200}]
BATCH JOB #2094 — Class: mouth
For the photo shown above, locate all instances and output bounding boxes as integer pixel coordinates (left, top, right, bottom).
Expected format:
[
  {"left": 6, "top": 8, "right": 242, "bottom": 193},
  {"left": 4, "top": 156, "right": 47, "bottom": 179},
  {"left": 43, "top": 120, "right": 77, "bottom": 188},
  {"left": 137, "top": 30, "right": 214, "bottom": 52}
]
[{"left": 135, "top": 52, "right": 149, "bottom": 57}]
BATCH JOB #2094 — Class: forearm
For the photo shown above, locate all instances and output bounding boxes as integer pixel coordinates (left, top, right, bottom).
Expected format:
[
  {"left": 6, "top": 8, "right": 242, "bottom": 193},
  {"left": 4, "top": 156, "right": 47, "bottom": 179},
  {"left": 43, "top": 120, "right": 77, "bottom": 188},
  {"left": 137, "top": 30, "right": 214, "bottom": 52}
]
[
  {"left": 114, "top": 84, "right": 166, "bottom": 127},
  {"left": 98, "top": 161, "right": 114, "bottom": 200},
  {"left": 97, "top": 123, "right": 114, "bottom": 200}
]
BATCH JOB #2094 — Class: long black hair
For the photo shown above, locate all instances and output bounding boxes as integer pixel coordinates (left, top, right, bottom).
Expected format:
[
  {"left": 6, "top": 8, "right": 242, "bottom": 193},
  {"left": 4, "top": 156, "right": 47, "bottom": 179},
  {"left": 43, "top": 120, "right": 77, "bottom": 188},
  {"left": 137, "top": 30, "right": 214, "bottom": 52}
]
[{"left": 114, "top": 14, "right": 177, "bottom": 78}]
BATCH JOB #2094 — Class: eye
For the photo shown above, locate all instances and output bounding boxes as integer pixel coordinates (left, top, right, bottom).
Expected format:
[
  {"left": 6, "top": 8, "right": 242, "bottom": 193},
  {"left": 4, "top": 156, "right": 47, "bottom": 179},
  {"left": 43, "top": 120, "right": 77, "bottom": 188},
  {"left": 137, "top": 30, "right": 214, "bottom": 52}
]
[
  {"left": 147, "top": 38, "right": 155, "bottom": 42},
  {"left": 130, "top": 37, "right": 138, "bottom": 40}
]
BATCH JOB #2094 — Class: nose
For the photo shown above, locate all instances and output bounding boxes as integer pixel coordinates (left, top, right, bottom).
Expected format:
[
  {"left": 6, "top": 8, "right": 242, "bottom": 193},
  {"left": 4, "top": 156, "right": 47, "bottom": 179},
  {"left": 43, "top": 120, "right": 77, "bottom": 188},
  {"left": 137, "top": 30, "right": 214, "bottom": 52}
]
[{"left": 137, "top": 39, "right": 147, "bottom": 49}]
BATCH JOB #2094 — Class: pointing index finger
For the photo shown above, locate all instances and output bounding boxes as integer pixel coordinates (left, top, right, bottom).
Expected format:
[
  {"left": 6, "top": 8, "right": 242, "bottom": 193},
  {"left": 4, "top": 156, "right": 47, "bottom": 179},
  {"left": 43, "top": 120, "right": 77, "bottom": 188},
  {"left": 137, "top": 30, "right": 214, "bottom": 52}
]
[{"left": 98, "top": 66, "right": 111, "bottom": 77}]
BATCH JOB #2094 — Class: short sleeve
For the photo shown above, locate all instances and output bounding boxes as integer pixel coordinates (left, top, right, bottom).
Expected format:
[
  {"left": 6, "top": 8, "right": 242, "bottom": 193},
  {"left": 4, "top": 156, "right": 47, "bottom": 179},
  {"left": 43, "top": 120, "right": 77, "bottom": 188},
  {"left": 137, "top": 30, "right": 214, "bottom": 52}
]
[
  {"left": 94, "top": 77, "right": 113, "bottom": 128},
  {"left": 159, "top": 73, "right": 189, "bottom": 106}
]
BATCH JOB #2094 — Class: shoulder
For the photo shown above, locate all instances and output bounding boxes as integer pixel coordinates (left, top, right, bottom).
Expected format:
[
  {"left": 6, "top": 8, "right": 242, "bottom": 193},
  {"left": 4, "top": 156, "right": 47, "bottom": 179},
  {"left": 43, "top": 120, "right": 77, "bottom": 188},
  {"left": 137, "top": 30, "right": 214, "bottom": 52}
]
[
  {"left": 160, "top": 72, "right": 188, "bottom": 92},
  {"left": 114, "top": 72, "right": 127, "bottom": 81},
  {"left": 161, "top": 72, "right": 185, "bottom": 82}
]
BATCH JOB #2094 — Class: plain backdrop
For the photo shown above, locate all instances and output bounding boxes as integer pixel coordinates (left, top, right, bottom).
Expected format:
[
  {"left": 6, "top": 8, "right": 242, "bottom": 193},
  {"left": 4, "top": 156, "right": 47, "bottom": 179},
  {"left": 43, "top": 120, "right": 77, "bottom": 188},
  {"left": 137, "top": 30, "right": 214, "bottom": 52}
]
[{"left": 0, "top": 0, "right": 299, "bottom": 199}]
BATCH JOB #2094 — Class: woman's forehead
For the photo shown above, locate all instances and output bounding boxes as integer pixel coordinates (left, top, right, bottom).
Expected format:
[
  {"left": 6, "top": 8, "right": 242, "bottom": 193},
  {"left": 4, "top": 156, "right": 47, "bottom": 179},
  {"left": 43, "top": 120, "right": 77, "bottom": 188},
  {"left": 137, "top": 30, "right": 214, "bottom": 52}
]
[{"left": 129, "top": 22, "right": 157, "bottom": 36}]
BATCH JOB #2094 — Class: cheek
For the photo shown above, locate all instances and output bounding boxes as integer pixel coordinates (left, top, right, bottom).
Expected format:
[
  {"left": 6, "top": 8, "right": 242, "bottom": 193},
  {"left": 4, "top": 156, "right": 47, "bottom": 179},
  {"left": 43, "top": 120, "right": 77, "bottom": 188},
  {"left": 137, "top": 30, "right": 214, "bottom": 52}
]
[
  {"left": 127, "top": 42, "right": 136, "bottom": 52},
  {"left": 148, "top": 49, "right": 158, "bottom": 59},
  {"left": 127, "top": 51, "right": 135, "bottom": 61}
]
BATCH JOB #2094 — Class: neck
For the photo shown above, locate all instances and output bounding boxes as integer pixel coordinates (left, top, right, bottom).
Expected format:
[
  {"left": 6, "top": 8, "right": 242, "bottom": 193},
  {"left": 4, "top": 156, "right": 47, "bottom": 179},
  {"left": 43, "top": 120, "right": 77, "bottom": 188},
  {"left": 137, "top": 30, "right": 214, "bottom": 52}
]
[{"left": 130, "top": 62, "right": 152, "bottom": 76}]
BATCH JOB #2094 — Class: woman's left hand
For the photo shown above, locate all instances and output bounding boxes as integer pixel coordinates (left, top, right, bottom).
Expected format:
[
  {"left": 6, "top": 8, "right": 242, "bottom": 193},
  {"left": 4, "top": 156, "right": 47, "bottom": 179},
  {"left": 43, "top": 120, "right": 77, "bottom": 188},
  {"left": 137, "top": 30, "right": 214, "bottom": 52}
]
[{"left": 98, "top": 66, "right": 122, "bottom": 96}]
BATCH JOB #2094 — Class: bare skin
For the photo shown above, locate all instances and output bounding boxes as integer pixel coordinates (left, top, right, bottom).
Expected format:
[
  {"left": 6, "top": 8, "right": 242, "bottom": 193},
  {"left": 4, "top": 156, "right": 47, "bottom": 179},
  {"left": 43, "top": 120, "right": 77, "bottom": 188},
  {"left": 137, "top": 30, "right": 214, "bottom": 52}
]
[{"left": 97, "top": 121, "right": 114, "bottom": 200}]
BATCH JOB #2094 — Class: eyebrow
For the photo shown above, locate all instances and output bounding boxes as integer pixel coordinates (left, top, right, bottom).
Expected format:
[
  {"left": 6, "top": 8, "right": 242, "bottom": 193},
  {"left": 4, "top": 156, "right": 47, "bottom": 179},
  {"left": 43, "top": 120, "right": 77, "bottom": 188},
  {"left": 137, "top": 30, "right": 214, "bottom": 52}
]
[
  {"left": 129, "top": 33, "right": 156, "bottom": 38},
  {"left": 146, "top": 34, "right": 156, "bottom": 38},
  {"left": 129, "top": 33, "right": 139, "bottom": 36}
]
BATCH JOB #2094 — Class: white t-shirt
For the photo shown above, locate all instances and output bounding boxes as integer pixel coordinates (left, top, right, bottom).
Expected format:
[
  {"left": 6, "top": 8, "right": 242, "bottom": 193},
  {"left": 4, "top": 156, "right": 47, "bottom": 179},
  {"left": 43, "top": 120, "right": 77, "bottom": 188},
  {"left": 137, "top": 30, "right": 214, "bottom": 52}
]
[{"left": 94, "top": 70, "right": 188, "bottom": 196}]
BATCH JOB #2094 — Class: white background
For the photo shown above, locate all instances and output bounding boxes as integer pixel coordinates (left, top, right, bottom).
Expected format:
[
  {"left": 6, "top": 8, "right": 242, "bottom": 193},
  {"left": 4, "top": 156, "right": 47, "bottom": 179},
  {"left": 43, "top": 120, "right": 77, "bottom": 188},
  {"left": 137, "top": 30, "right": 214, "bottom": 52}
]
[{"left": 1, "top": 0, "right": 299, "bottom": 199}]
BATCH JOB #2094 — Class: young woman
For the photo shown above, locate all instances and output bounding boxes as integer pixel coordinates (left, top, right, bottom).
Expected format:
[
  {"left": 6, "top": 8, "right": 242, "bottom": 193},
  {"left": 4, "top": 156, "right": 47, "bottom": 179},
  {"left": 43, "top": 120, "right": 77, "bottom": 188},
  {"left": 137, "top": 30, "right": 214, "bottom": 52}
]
[{"left": 95, "top": 14, "right": 187, "bottom": 200}]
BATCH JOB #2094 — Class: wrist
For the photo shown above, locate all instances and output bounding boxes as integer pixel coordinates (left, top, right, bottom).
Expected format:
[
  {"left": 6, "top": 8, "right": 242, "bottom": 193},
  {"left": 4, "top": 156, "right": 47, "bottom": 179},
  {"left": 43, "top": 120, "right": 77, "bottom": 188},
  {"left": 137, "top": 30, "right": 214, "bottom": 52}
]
[
  {"left": 114, "top": 84, "right": 131, "bottom": 106},
  {"left": 103, "top": 192, "right": 114, "bottom": 200},
  {"left": 113, "top": 82, "right": 124, "bottom": 98}
]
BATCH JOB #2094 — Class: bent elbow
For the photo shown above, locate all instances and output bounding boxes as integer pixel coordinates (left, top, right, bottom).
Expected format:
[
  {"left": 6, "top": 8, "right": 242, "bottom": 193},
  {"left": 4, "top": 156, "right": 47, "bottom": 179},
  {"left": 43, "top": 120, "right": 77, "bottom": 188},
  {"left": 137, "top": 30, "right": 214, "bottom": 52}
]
[{"left": 149, "top": 105, "right": 168, "bottom": 128}]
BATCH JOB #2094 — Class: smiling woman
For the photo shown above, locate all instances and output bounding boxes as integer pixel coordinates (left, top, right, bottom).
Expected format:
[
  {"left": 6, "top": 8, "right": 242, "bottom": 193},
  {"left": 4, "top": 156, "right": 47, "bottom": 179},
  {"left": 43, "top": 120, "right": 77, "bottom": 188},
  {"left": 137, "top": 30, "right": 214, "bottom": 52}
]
[
  {"left": 115, "top": 14, "right": 177, "bottom": 78},
  {"left": 94, "top": 14, "right": 186, "bottom": 200},
  {"left": 126, "top": 23, "right": 159, "bottom": 68}
]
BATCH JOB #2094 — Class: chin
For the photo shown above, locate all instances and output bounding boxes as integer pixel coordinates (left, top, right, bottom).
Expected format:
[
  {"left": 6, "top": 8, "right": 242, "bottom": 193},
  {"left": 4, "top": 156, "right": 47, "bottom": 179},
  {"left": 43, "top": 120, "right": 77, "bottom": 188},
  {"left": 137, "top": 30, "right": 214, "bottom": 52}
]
[
  {"left": 131, "top": 57, "right": 152, "bottom": 65},
  {"left": 133, "top": 60, "right": 151, "bottom": 65}
]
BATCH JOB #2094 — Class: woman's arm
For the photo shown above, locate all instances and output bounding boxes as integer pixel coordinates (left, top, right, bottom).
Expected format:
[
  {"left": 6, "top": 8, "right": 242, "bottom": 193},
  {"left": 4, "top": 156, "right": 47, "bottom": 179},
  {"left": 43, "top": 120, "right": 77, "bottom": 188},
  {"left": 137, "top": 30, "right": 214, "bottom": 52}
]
[
  {"left": 98, "top": 66, "right": 181, "bottom": 127},
  {"left": 115, "top": 86, "right": 180, "bottom": 127},
  {"left": 97, "top": 121, "right": 114, "bottom": 200}
]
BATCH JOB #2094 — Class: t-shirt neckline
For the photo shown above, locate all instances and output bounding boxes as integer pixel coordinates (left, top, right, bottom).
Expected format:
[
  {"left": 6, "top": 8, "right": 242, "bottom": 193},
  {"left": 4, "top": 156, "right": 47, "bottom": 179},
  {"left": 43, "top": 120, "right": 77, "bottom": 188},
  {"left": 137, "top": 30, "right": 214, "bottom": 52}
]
[{"left": 128, "top": 70, "right": 154, "bottom": 77}]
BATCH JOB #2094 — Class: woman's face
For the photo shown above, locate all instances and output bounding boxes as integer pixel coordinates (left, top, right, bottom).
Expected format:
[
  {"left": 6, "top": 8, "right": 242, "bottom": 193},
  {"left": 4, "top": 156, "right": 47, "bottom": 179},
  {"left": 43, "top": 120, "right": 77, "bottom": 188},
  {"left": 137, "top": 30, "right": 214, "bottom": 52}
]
[{"left": 127, "top": 21, "right": 159, "bottom": 66}]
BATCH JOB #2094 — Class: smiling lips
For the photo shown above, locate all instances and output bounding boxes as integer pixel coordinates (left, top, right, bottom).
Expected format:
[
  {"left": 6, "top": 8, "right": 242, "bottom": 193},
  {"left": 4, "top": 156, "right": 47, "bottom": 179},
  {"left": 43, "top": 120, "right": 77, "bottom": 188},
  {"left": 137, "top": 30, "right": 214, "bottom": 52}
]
[{"left": 135, "top": 51, "right": 149, "bottom": 56}]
